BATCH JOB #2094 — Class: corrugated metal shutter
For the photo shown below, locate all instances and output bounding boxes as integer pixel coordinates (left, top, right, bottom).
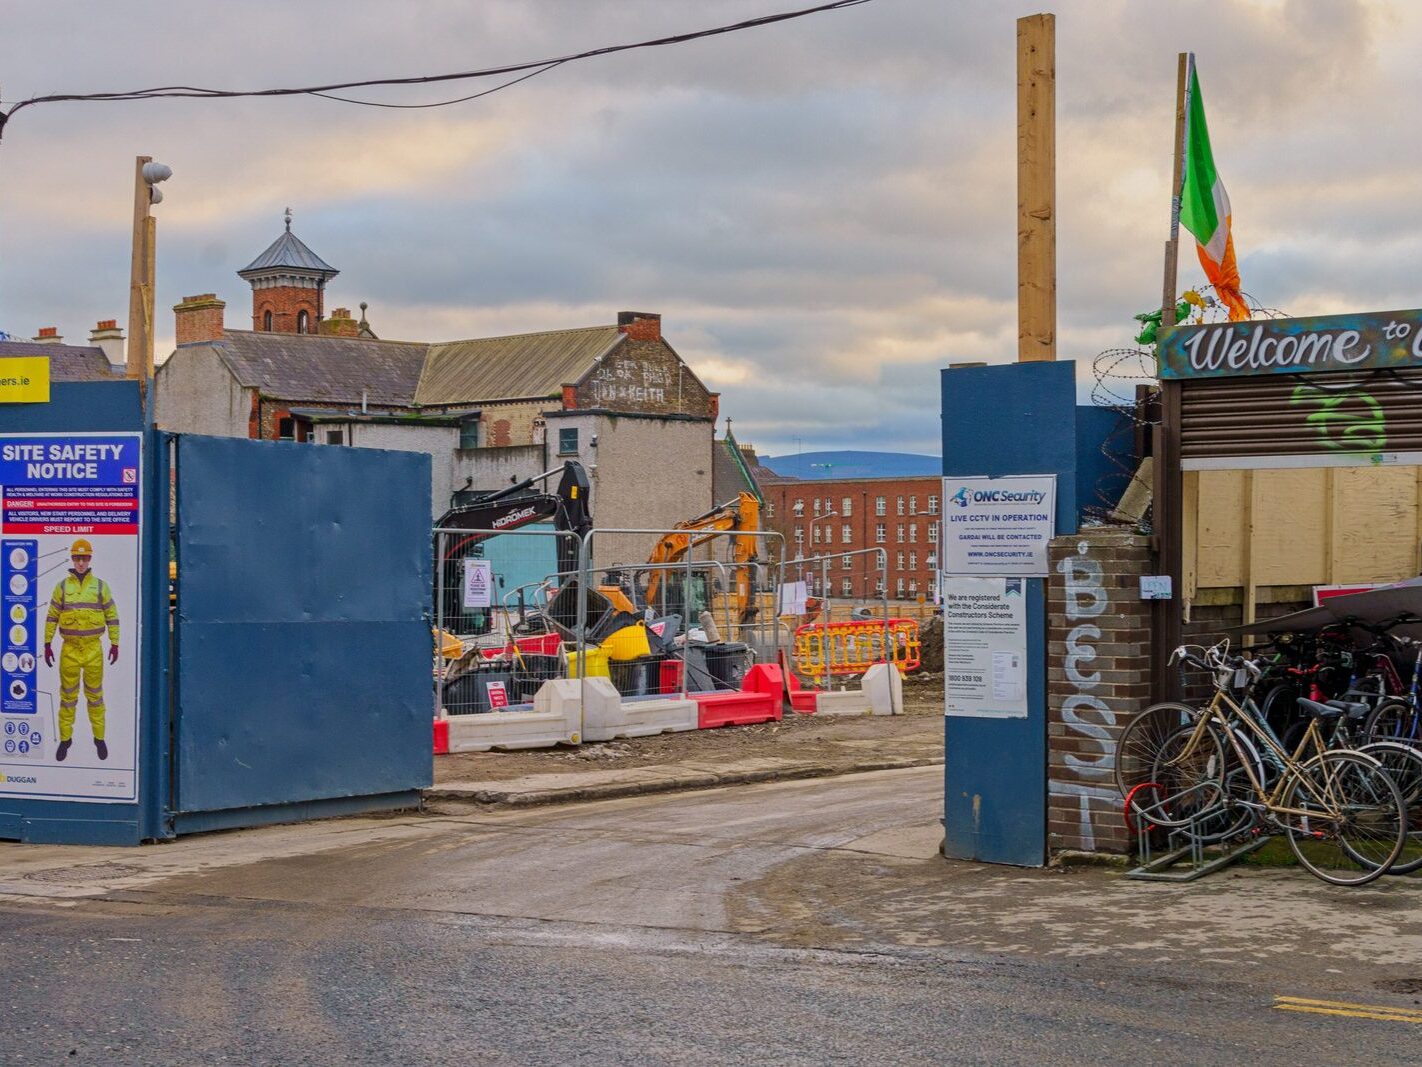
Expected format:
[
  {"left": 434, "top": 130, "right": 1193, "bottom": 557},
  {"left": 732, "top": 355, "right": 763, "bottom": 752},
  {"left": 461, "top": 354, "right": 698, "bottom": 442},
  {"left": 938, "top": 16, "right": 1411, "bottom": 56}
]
[{"left": 1180, "top": 368, "right": 1422, "bottom": 459}]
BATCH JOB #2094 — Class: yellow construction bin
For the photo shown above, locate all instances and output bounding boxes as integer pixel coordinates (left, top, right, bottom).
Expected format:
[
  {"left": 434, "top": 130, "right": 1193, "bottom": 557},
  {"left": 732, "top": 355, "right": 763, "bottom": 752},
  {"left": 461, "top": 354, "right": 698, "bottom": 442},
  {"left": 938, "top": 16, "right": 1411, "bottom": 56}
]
[
  {"left": 565, "top": 647, "right": 611, "bottom": 679},
  {"left": 601, "top": 624, "right": 652, "bottom": 662}
]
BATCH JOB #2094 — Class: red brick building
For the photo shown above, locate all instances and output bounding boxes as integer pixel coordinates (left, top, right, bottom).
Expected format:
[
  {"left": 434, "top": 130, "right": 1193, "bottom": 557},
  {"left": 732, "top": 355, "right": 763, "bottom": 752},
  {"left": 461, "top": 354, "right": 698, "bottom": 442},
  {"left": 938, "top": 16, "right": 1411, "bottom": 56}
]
[{"left": 762, "top": 476, "right": 942, "bottom": 601}]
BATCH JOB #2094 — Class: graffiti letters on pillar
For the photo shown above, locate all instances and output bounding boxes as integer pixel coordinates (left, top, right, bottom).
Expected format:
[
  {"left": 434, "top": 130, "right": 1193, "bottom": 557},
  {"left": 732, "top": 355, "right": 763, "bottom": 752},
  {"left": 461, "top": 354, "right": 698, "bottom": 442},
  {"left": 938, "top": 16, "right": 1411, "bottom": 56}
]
[
  {"left": 1059, "top": 545, "right": 1112, "bottom": 777},
  {"left": 1053, "top": 542, "right": 1119, "bottom": 849},
  {"left": 1289, "top": 383, "right": 1387, "bottom": 456}
]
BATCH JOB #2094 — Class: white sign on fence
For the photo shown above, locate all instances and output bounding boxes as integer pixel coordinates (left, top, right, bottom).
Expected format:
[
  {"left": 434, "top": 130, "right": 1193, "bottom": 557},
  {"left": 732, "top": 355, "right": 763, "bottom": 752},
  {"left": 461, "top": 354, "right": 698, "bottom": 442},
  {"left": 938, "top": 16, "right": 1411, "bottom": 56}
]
[
  {"left": 777, "top": 580, "right": 808, "bottom": 616},
  {"left": 943, "top": 576, "right": 1028, "bottom": 718},
  {"left": 462, "top": 558, "right": 494, "bottom": 609},
  {"left": 941, "top": 474, "right": 1056, "bottom": 576}
]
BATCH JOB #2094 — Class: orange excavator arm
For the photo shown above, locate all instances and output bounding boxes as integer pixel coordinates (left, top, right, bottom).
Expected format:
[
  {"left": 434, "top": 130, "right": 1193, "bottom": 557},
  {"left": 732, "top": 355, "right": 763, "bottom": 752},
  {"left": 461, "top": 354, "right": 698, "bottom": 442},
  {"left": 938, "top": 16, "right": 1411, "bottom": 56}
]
[{"left": 642, "top": 492, "right": 761, "bottom": 623}]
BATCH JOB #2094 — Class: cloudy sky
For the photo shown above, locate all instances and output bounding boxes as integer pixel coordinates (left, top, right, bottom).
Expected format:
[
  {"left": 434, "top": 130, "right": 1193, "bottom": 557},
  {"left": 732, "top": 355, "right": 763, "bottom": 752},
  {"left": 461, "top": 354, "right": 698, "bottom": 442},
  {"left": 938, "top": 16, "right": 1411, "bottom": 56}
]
[{"left": 0, "top": 0, "right": 1414, "bottom": 455}]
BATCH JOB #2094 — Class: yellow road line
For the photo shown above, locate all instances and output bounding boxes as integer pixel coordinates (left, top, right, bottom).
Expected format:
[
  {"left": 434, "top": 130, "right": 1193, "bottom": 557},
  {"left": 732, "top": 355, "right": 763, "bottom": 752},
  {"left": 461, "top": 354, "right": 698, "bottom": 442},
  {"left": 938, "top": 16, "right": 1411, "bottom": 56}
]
[{"left": 1274, "top": 995, "right": 1422, "bottom": 1024}]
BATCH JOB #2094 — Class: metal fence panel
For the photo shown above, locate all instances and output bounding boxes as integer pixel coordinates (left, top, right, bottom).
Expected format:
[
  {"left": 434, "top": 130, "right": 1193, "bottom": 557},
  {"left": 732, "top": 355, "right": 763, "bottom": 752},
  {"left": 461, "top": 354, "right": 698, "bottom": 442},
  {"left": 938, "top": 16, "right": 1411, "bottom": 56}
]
[
  {"left": 174, "top": 435, "right": 432, "bottom": 813},
  {"left": 583, "top": 526, "right": 785, "bottom": 697},
  {"left": 434, "top": 527, "right": 580, "bottom": 714}
]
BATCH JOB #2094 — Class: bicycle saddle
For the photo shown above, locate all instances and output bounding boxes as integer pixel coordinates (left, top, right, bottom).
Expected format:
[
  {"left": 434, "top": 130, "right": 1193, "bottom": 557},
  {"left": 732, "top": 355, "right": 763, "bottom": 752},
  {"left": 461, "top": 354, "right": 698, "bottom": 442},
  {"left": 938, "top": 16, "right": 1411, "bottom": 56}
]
[
  {"left": 1327, "top": 697, "right": 1373, "bottom": 721},
  {"left": 1296, "top": 697, "right": 1345, "bottom": 719}
]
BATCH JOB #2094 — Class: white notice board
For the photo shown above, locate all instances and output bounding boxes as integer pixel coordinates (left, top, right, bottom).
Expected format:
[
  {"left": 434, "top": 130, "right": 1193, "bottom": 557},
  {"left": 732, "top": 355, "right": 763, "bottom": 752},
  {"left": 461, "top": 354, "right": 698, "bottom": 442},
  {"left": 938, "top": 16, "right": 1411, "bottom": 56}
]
[
  {"left": 941, "top": 475, "right": 1056, "bottom": 576},
  {"left": 943, "top": 576, "right": 1028, "bottom": 718},
  {"left": 462, "top": 558, "right": 493, "bottom": 609}
]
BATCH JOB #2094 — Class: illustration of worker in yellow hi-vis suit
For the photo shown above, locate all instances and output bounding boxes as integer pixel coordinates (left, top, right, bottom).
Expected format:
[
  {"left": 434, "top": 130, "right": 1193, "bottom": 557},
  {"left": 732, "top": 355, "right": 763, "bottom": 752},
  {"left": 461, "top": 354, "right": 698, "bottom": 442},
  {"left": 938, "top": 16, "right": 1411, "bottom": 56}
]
[{"left": 43, "top": 539, "right": 120, "bottom": 763}]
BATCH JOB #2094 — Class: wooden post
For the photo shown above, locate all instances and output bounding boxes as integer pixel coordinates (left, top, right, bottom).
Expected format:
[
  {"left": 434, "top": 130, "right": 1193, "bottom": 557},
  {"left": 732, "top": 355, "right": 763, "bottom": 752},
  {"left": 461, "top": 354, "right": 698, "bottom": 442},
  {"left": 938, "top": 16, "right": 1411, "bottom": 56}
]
[
  {"left": 1016, "top": 13, "right": 1055, "bottom": 362},
  {"left": 1242, "top": 469, "right": 1258, "bottom": 627},
  {"left": 126, "top": 155, "right": 153, "bottom": 381}
]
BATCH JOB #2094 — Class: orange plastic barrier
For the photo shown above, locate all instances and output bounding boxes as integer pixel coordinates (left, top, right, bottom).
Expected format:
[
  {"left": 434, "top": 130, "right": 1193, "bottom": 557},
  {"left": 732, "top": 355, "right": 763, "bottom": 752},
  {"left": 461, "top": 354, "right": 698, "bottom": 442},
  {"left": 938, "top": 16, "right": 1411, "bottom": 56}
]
[{"left": 793, "top": 618, "right": 921, "bottom": 677}]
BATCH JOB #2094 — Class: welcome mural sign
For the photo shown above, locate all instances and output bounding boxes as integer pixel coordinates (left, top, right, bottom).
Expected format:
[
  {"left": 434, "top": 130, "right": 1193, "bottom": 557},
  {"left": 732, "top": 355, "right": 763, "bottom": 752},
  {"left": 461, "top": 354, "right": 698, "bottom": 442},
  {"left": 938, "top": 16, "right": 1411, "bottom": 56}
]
[{"left": 1157, "top": 308, "right": 1422, "bottom": 380}]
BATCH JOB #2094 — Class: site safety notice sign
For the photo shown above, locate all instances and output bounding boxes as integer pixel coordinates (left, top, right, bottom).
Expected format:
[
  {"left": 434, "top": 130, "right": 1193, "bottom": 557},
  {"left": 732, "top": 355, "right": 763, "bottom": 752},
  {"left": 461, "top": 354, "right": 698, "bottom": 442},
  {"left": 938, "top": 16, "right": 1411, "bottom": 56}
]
[
  {"left": 941, "top": 474, "right": 1056, "bottom": 577},
  {"left": 0, "top": 434, "right": 142, "bottom": 803}
]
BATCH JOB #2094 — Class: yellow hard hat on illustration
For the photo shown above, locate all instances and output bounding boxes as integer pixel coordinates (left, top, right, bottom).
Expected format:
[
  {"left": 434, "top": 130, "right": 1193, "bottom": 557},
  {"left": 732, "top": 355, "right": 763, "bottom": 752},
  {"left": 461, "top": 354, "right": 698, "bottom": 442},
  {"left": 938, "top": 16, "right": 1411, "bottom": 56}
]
[{"left": 69, "top": 539, "right": 93, "bottom": 557}]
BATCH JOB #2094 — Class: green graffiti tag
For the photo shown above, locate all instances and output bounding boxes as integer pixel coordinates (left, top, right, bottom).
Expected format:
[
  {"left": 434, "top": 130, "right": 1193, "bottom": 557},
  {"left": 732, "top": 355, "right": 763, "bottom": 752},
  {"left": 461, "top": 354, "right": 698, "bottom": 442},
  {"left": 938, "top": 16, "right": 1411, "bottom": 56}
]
[{"left": 1288, "top": 383, "right": 1387, "bottom": 455}]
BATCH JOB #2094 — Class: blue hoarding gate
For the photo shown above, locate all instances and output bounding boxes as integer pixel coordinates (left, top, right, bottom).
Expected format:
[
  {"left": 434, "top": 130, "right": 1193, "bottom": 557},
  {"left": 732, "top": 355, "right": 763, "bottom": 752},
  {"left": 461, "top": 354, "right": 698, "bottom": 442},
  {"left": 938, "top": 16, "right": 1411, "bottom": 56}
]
[{"left": 0, "top": 381, "right": 433, "bottom": 844}]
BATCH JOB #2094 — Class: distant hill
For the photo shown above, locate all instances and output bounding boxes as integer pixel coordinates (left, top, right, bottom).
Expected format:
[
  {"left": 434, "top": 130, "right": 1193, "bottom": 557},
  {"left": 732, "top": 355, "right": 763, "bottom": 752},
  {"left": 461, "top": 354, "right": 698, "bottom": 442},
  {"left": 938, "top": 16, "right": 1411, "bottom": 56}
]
[{"left": 760, "top": 450, "right": 940, "bottom": 481}]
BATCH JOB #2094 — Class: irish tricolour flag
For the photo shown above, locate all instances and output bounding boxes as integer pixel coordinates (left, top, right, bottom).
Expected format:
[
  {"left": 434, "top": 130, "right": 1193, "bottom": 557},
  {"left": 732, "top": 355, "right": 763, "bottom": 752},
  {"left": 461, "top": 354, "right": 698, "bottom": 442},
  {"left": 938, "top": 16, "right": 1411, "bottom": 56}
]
[{"left": 1179, "top": 61, "right": 1249, "bottom": 321}]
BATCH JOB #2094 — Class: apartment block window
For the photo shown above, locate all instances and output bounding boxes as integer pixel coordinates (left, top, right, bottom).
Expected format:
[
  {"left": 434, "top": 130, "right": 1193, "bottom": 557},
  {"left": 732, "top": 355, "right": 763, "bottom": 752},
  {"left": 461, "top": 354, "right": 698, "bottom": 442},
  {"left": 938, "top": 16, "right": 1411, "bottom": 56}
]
[
  {"left": 558, "top": 427, "right": 579, "bottom": 455},
  {"left": 896, "top": 524, "right": 905, "bottom": 543},
  {"left": 841, "top": 524, "right": 851, "bottom": 544},
  {"left": 896, "top": 577, "right": 906, "bottom": 597},
  {"left": 909, "top": 579, "right": 919, "bottom": 595},
  {"left": 325, "top": 429, "right": 345, "bottom": 446},
  {"left": 875, "top": 496, "right": 887, "bottom": 516},
  {"left": 875, "top": 524, "right": 886, "bottom": 544},
  {"left": 814, "top": 499, "right": 822, "bottom": 516},
  {"left": 842, "top": 496, "right": 852, "bottom": 517},
  {"left": 910, "top": 523, "right": 918, "bottom": 543},
  {"left": 928, "top": 495, "right": 940, "bottom": 515},
  {"left": 927, "top": 552, "right": 937, "bottom": 568},
  {"left": 909, "top": 495, "right": 918, "bottom": 515},
  {"left": 841, "top": 578, "right": 853, "bottom": 596},
  {"left": 842, "top": 555, "right": 852, "bottom": 570},
  {"left": 897, "top": 496, "right": 906, "bottom": 516},
  {"left": 813, "top": 526, "right": 821, "bottom": 544},
  {"left": 928, "top": 521, "right": 940, "bottom": 541},
  {"left": 875, "top": 578, "right": 886, "bottom": 595},
  {"left": 909, "top": 551, "right": 918, "bottom": 570},
  {"left": 896, "top": 551, "right": 905, "bottom": 570},
  {"left": 795, "top": 527, "right": 804, "bottom": 545},
  {"left": 766, "top": 500, "right": 775, "bottom": 518},
  {"left": 793, "top": 499, "right": 805, "bottom": 517}
]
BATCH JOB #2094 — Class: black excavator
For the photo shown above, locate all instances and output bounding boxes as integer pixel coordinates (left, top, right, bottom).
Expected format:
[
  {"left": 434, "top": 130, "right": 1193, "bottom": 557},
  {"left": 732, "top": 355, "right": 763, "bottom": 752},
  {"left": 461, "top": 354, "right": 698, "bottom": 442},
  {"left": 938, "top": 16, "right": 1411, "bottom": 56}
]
[{"left": 435, "top": 461, "right": 592, "bottom": 634}]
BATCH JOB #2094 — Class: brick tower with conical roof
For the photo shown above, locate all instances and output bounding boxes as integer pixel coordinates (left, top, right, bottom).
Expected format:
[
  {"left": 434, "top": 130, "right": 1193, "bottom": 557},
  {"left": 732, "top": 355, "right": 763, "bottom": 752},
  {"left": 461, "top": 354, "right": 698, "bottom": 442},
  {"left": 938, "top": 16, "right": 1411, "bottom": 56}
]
[{"left": 238, "top": 208, "right": 340, "bottom": 334}]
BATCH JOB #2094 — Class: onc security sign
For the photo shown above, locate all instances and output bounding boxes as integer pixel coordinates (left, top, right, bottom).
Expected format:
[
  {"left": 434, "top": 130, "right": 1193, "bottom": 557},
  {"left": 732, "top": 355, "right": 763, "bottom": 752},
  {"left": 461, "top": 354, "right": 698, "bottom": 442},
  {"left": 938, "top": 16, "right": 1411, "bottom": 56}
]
[{"left": 942, "top": 474, "right": 1056, "bottom": 577}]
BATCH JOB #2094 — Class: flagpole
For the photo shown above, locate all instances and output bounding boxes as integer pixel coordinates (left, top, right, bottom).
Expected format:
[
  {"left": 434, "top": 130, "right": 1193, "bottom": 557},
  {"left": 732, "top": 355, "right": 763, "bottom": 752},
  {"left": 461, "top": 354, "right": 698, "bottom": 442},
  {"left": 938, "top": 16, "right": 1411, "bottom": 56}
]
[
  {"left": 1160, "top": 52, "right": 1192, "bottom": 328},
  {"left": 1151, "top": 52, "right": 1192, "bottom": 707}
]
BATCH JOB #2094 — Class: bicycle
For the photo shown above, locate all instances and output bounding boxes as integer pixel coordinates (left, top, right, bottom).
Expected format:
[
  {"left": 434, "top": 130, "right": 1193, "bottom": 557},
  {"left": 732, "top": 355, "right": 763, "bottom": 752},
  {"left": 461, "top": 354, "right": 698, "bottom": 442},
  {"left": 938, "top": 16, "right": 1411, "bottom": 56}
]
[{"left": 1115, "top": 642, "right": 1409, "bottom": 886}]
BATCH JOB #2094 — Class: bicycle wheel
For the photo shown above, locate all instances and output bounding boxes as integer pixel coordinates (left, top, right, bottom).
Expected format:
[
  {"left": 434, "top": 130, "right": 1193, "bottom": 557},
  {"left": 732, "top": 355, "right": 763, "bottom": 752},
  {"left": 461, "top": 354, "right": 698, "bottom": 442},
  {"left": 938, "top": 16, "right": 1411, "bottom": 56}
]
[
  {"left": 1113, "top": 702, "right": 1198, "bottom": 799},
  {"left": 1359, "top": 741, "right": 1422, "bottom": 875},
  {"left": 1279, "top": 751, "right": 1407, "bottom": 887},
  {"left": 1131, "top": 723, "right": 1228, "bottom": 828},
  {"left": 1365, "top": 698, "right": 1422, "bottom": 748}
]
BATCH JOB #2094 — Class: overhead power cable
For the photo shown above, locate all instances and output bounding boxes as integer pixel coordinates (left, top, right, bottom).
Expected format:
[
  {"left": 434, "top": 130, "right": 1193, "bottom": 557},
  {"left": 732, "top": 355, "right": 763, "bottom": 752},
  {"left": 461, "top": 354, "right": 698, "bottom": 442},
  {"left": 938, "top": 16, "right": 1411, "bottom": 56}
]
[{"left": 0, "top": 0, "right": 872, "bottom": 141}]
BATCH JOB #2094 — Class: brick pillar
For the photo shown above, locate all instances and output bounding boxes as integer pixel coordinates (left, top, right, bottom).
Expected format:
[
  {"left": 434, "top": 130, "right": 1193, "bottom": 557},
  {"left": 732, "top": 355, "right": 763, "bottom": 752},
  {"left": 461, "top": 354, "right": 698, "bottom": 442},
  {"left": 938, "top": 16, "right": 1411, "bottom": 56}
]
[{"left": 1047, "top": 528, "right": 1152, "bottom": 854}]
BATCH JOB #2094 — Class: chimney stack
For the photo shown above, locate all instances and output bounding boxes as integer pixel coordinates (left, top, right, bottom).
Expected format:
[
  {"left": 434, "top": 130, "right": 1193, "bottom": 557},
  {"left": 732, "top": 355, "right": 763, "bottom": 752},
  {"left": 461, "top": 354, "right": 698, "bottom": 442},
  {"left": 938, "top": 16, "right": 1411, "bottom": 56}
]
[
  {"left": 318, "top": 307, "right": 360, "bottom": 338},
  {"left": 173, "top": 294, "right": 226, "bottom": 346},
  {"left": 617, "top": 311, "right": 661, "bottom": 342},
  {"left": 31, "top": 326, "right": 62, "bottom": 344},
  {"left": 89, "top": 320, "right": 126, "bottom": 370}
]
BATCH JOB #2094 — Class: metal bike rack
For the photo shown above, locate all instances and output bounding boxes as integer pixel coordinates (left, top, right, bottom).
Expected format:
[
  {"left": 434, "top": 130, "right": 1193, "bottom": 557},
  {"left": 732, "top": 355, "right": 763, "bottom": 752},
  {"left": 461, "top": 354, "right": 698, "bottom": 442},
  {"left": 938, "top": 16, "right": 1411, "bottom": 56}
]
[{"left": 1125, "top": 784, "right": 1268, "bottom": 882}]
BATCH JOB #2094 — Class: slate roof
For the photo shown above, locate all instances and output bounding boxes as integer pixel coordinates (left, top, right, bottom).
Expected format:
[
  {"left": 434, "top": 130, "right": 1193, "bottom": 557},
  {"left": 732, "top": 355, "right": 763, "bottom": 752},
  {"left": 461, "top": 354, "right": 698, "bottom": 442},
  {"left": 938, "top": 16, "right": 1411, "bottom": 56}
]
[
  {"left": 0, "top": 341, "right": 122, "bottom": 382},
  {"left": 210, "top": 331, "right": 428, "bottom": 405},
  {"left": 415, "top": 326, "right": 622, "bottom": 406},
  {"left": 238, "top": 229, "right": 339, "bottom": 280},
  {"left": 169, "top": 321, "right": 649, "bottom": 409}
]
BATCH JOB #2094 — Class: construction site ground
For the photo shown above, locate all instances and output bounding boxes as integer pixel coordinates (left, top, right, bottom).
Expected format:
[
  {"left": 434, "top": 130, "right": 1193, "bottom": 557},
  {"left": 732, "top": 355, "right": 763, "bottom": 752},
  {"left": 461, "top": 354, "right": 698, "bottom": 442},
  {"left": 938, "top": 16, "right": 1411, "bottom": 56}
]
[{"left": 429, "top": 672, "right": 945, "bottom": 808}]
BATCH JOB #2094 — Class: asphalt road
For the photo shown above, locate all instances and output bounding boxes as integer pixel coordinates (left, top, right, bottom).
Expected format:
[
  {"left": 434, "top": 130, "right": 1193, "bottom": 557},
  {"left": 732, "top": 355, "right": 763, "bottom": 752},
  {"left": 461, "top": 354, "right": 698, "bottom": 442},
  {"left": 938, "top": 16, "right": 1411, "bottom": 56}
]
[{"left": 0, "top": 767, "right": 1418, "bottom": 1065}]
